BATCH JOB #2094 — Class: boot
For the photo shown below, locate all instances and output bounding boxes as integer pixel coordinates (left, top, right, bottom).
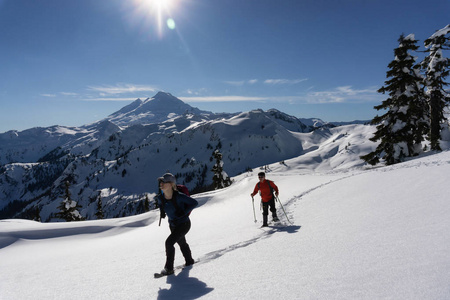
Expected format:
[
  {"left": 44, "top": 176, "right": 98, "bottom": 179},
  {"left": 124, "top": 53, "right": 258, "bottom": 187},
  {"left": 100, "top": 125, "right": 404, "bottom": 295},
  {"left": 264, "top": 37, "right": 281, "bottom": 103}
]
[
  {"left": 185, "top": 259, "right": 195, "bottom": 267},
  {"left": 272, "top": 212, "right": 279, "bottom": 222},
  {"left": 160, "top": 268, "right": 174, "bottom": 276},
  {"left": 262, "top": 215, "right": 268, "bottom": 227}
]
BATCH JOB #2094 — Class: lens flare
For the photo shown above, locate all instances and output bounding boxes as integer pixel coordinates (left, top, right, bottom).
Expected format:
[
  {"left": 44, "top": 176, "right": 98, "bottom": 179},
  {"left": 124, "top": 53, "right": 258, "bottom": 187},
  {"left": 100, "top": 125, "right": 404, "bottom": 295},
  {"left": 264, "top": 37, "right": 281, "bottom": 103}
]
[{"left": 167, "top": 18, "right": 176, "bottom": 30}]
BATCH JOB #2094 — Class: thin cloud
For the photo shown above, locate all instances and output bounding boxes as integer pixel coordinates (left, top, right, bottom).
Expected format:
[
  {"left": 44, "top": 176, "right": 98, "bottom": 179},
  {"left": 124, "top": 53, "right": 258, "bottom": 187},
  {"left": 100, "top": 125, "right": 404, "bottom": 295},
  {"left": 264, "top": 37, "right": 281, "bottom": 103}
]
[
  {"left": 40, "top": 92, "right": 78, "bottom": 98},
  {"left": 180, "top": 95, "right": 269, "bottom": 102},
  {"left": 306, "top": 86, "right": 380, "bottom": 104},
  {"left": 224, "top": 79, "right": 258, "bottom": 86},
  {"left": 185, "top": 88, "right": 208, "bottom": 95},
  {"left": 88, "top": 83, "right": 158, "bottom": 95},
  {"left": 224, "top": 78, "right": 308, "bottom": 86},
  {"left": 180, "top": 86, "right": 381, "bottom": 104},
  {"left": 264, "top": 78, "right": 308, "bottom": 85},
  {"left": 224, "top": 81, "right": 245, "bottom": 86},
  {"left": 82, "top": 97, "right": 145, "bottom": 101}
]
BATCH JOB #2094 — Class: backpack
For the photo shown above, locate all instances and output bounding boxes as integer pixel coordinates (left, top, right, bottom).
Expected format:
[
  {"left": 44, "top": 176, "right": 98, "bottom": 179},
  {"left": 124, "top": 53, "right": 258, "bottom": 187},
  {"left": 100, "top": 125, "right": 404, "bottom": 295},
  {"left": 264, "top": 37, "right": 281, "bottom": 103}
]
[{"left": 177, "top": 184, "right": 190, "bottom": 196}]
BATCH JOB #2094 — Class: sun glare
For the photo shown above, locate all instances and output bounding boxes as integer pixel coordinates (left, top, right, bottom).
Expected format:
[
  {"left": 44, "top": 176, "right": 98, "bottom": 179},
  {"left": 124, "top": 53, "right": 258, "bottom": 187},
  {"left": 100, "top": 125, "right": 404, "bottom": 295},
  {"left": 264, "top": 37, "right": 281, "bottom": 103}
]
[
  {"left": 154, "top": 0, "right": 172, "bottom": 35},
  {"left": 154, "top": 0, "right": 172, "bottom": 10},
  {"left": 129, "top": 0, "right": 179, "bottom": 39}
]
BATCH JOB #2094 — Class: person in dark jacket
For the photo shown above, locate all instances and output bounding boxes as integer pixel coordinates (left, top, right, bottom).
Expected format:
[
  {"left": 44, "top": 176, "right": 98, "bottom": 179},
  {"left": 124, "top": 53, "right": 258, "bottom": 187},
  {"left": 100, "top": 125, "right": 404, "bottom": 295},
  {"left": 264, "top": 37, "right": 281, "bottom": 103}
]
[
  {"left": 157, "top": 173, "right": 198, "bottom": 276},
  {"left": 250, "top": 172, "right": 279, "bottom": 226}
]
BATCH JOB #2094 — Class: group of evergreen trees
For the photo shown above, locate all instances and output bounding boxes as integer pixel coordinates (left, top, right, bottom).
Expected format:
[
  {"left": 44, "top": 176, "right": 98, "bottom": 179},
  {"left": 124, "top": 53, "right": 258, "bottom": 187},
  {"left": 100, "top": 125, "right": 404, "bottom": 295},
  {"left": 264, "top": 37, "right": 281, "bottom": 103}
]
[
  {"left": 362, "top": 24, "right": 450, "bottom": 165},
  {"left": 51, "top": 149, "right": 232, "bottom": 222}
]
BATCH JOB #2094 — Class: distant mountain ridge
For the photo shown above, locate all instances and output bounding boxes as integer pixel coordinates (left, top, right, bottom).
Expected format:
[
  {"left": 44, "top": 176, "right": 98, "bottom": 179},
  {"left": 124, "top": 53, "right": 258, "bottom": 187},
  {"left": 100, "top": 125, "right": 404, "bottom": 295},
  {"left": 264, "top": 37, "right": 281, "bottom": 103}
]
[{"left": 0, "top": 92, "right": 372, "bottom": 222}]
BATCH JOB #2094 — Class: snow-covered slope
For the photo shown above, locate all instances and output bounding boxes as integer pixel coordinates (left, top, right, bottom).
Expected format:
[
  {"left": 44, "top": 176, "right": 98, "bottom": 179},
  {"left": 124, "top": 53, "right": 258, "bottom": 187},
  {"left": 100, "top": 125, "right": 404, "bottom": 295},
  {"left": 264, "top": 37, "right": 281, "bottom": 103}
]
[
  {"left": 0, "top": 121, "right": 375, "bottom": 222},
  {"left": 0, "top": 120, "right": 121, "bottom": 165},
  {"left": 1, "top": 149, "right": 449, "bottom": 299}
]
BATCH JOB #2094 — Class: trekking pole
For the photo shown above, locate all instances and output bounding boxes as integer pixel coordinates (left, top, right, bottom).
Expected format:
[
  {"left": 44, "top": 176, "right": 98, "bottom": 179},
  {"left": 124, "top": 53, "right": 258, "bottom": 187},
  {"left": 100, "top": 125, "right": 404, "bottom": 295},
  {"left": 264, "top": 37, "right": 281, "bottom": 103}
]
[
  {"left": 275, "top": 195, "right": 293, "bottom": 225},
  {"left": 251, "top": 196, "right": 257, "bottom": 223}
]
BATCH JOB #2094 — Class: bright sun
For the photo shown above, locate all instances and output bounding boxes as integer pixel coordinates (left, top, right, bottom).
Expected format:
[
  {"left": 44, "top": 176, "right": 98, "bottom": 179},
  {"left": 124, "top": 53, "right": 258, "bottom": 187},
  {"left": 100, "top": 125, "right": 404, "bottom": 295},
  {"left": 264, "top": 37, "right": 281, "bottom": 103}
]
[
  {"left": 154, "top": 0, "right": 172, "bottom": 11},
  {"left": 131, "top": 0, "right": 178, "bottom": 38}
]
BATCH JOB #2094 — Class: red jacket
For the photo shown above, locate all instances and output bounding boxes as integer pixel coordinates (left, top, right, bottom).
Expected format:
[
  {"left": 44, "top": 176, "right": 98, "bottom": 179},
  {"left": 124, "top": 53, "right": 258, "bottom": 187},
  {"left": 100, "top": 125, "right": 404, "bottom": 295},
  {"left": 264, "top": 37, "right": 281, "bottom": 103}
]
[{"left": 252, "top": 180, "right": 278, "bottom": 202}]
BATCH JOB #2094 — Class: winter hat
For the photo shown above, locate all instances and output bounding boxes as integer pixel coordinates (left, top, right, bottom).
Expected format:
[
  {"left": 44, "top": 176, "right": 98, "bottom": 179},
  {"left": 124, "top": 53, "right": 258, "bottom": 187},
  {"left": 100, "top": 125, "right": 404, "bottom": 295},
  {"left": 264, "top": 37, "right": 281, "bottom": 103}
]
[{"left": 158, "top": 173, "right": 176, "bottom": 184}]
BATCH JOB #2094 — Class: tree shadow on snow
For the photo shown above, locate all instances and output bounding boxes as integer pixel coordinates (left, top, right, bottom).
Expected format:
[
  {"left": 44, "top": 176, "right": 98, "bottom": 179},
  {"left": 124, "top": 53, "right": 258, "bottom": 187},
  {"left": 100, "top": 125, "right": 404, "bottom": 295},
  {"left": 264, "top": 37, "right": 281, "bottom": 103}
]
[{"left": 157, "top": 267, "right": 214, "bottom": 300}]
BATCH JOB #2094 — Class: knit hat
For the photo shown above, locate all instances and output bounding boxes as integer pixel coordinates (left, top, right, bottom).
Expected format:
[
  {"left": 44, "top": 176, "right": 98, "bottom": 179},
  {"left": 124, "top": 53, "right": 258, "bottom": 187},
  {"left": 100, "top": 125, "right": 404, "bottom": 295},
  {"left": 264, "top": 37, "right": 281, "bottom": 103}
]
[{"left": 158, "top": 173, "right": 176, "bottom": 183}]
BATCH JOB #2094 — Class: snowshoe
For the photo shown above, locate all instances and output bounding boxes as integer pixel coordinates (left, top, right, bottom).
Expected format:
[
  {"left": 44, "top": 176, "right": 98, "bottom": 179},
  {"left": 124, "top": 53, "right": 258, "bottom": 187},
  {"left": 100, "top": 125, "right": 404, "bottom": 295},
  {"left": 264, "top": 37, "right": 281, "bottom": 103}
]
[{"left": 154, "top": 268, "right": 174, "bottom": 278}]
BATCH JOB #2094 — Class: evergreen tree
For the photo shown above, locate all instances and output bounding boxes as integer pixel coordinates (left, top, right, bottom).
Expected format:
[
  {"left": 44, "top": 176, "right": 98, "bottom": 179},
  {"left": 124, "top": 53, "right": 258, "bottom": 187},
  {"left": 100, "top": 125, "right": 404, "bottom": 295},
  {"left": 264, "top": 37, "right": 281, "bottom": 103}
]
[
  {"left": 95, "top": 195, "right": 104, "bottom": 220},
  {"left": 422, "top": 24, "right": 450, "bottom": 151},
  {"left": 55, "top": 181, "right": 84, "bottom": 222},
  {"left": 211, "top": 150, "right": 231, "bottom": 189},
  {"left": 136, "top": 194, "right": 150, "bottom": 214},
  {"left": 144, "top": 194, "right": 150, "bottom": 212},
  {"left": 361, "top": 34, "right": 428, "bottom": 165},
  {"left": 33, "top": 206, "right": 41, "bottom": 222}
]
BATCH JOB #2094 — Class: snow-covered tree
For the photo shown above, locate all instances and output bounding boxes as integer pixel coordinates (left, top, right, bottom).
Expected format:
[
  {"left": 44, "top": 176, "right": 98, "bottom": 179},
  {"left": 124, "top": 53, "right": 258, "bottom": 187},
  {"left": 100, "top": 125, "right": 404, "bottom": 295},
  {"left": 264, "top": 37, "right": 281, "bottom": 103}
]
[
  {"left": 362, "top": 34, "right": 428, "bottom": 165},
  {"left": 55, "top": 181, "right": 84, "bottom": 222},
  {"left": 211, "top": 150, "right": 231, "bottom": 189},
  {"left": 422, "top": 24, "right": 450, "bottom": 151}
]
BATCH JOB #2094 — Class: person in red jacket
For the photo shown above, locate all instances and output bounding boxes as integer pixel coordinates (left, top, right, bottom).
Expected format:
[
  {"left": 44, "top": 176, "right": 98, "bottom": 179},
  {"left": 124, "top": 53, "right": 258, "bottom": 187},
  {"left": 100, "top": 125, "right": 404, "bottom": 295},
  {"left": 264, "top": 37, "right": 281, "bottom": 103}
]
[{"left": 250, "top": 172, "right": 279, "bottom": 226}]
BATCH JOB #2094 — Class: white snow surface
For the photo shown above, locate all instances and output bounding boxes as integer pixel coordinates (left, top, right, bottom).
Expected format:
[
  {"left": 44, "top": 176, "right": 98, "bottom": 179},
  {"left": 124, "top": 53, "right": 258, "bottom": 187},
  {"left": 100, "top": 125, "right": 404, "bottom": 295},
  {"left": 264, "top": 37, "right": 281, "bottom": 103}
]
[{"left": 1, "top": 150, "right": 450, "bottom": 299}]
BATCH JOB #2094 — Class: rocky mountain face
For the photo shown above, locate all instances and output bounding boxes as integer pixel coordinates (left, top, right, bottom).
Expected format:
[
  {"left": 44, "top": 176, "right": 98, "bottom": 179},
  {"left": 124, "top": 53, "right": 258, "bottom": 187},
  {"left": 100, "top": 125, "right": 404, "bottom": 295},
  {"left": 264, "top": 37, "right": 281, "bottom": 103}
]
[{"left": 0, "top": 92, "right": 338, "bottom": 222}]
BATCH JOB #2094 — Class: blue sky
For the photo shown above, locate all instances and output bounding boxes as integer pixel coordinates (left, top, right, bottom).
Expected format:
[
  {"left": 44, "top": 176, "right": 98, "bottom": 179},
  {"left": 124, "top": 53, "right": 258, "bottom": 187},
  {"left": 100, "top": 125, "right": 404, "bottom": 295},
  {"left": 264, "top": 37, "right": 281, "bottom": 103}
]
[{"left": 0, "top": 0, "right": 449, "bottom": 133}]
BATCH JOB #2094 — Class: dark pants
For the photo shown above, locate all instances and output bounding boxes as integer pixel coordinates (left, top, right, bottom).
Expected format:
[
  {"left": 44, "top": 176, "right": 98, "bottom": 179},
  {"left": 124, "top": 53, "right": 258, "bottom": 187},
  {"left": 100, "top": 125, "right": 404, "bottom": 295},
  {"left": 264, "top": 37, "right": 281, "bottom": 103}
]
[
  {"left": 262, "top": 198, "right": 276, "bottom": 216},
  {"left": 262, "top": 198, "right": 277, "bottom": 225},
  {"left": 165, "top": 220, "right": 193, "bottom": 270}
]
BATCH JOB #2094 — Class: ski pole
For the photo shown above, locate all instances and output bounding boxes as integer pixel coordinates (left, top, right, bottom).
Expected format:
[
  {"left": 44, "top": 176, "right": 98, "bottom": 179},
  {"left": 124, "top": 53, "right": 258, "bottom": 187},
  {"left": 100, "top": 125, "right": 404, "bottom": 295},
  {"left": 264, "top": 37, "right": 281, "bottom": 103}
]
[
  {"left": 275, "top": 195, "right": 293, "bottom": 225},
  {"left": 251, "top": 196, "right": 257, "bottom": 223}
]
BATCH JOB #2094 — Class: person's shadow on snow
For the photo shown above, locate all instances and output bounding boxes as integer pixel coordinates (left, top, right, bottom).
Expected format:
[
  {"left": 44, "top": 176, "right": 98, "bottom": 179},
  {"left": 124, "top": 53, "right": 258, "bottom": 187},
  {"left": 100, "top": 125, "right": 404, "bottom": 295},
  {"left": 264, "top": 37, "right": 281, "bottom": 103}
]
[{"left": 157, "top": 266, "right": 214, "bottom": 300}]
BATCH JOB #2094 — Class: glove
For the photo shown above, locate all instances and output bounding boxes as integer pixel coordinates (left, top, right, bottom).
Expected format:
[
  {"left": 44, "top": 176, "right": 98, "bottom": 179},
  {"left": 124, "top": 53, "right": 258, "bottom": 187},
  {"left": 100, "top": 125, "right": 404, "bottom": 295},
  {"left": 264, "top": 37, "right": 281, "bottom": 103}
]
[{"left": 160, "top": 210, "right": 166, "bottom": 219}]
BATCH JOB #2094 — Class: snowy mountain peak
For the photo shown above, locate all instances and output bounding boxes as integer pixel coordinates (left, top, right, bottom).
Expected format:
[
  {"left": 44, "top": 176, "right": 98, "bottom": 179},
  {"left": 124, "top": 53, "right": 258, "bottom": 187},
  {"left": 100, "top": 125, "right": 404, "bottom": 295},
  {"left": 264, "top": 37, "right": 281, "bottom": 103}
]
[
  {"left": 106, "top": 92, "right": 211, "bottom": 126},
  {"left": 151, "top": 91, "right": 182, "bottom": 104}
]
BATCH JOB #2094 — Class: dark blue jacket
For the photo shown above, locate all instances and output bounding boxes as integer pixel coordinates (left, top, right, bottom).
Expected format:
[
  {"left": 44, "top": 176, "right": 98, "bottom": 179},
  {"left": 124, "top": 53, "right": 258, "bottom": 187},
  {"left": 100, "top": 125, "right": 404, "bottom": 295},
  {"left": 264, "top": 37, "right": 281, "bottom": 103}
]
[{"left": 158, "top": 191, "right": 198, "bottom": 227}]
